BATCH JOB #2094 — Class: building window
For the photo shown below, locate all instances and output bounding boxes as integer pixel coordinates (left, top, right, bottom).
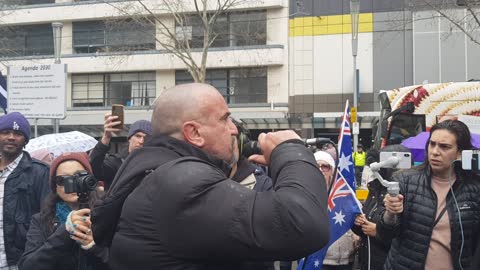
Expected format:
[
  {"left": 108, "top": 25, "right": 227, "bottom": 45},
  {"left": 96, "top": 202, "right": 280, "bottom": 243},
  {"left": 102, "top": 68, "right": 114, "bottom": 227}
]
[
  {"left": 73, "top": 20, "right": 155, "bottom": 54},
  {"left": 72, "top": 72, "right": 156, "bottom": 107},
  {"left": 176, "top": 10, "right": 266, "bottom": 49},
  {"left": 175, "top": 67, "right": 267, "bottom": 104},
  {"left": 0, "top": 24, "right": 53, "bottom": 57}
]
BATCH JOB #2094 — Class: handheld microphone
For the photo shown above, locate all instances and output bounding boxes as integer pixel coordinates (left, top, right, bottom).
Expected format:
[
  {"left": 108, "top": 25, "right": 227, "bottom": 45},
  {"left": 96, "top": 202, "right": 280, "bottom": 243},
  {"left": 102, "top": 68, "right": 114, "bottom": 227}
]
[{"left": 241, "top": 137, "right": 335, "bottom": 157}]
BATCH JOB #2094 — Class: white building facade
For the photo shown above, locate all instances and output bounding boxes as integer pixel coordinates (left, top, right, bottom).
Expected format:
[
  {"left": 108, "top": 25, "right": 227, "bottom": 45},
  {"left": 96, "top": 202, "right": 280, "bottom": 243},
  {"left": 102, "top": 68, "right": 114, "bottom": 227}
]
[{"left": 0, "top": 0, "right": 291, "bottom": 139}]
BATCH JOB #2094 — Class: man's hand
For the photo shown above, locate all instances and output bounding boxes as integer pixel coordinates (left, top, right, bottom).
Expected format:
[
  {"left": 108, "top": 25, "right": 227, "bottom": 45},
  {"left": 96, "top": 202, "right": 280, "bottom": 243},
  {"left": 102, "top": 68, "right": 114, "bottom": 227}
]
[
  {"left": 248, "top": 130, "right": 301, "bottom": 165},
  {"left": 101, "top": 112, "right": 122, "bottom": 145}
]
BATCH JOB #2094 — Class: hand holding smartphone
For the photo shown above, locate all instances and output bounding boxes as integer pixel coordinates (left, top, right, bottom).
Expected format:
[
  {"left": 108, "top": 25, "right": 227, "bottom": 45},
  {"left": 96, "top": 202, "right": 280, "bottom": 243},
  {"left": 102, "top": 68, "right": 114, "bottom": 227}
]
[{"left": 111, "top": 104, "right": 124, "bottom": 129}]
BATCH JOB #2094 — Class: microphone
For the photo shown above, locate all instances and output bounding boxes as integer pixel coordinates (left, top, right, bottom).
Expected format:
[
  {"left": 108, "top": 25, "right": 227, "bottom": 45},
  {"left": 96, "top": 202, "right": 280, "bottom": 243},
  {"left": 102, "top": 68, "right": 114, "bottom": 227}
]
[
  {"left": 241, "top": 137, "right": 334, "bottom": 157},
  {"left": 369, "top": 156, "right": 400, "bottom": 172}
]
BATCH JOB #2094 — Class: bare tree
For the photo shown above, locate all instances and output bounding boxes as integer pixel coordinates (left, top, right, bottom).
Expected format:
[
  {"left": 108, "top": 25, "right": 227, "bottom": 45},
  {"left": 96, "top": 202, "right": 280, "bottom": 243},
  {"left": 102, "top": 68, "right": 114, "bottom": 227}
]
[
  {"left": 101, "top": 0, "right": 261, "bottom": 83},
  {"left": 406, "top": 0, "right": 480, "bottom": 46}
]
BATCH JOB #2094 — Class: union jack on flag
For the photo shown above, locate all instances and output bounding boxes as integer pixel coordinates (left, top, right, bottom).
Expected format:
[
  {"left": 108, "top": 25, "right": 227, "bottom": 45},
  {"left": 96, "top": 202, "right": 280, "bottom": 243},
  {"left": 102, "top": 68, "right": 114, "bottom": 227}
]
[{"left": 297, "top": 171, "right": 362, "bottom": 270}]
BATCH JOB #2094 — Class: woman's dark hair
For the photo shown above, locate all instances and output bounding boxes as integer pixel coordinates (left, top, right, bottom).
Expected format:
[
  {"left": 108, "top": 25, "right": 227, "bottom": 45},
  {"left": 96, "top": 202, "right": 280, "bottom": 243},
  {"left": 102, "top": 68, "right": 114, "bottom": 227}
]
[
  {"left": 424, "top": 120, "right": 472, "bottom": 164},
  {"left": 40, "top": 182, "right": 103, "bottom": 235},
  {"left": 365, "top": 148, "right": 380, "bottom": 166}
]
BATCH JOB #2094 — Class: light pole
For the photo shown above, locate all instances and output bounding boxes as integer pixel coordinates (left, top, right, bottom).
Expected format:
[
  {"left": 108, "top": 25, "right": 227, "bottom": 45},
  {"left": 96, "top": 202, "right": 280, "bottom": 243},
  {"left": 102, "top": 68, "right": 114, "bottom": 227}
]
[
  {"left": 52, "top": 22, "right": 63, "bottom": 134},
  {"left": 350, "top": 0, "right": 360, "bottom": 150}
]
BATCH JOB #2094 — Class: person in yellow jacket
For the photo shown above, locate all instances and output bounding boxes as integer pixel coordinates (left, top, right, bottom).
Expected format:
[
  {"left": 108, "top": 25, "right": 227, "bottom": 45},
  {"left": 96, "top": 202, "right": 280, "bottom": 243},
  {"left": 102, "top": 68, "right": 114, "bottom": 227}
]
[{"left": 353, "top": 144, "right": 366, "bottom": 187}]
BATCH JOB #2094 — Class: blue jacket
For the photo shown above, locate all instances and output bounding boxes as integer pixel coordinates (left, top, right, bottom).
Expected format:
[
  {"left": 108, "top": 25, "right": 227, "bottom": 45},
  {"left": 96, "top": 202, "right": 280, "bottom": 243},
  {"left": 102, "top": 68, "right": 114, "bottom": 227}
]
[{"left": 3, "top": 152, "right": 50, "bottom": 265}]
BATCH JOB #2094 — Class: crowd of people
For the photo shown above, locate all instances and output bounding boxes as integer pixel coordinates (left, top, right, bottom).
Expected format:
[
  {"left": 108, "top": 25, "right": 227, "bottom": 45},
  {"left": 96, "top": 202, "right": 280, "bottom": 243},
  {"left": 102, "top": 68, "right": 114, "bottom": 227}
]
[{"left": 0, "top": 83, "right": 478, "bottom": 270}]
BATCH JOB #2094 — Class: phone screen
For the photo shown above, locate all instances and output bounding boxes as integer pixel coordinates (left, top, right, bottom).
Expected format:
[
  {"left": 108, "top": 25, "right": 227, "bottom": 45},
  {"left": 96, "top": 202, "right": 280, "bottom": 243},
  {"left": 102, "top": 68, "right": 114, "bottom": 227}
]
[{"left": 111, "top": 105, "right": 124, "bottom": 129}]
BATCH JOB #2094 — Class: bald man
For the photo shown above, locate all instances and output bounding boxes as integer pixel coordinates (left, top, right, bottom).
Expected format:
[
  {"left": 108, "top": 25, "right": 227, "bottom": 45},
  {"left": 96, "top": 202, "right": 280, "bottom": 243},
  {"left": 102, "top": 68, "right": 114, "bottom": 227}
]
[{"left": 92, "top": 83, "right": 330, "bottom": 270}]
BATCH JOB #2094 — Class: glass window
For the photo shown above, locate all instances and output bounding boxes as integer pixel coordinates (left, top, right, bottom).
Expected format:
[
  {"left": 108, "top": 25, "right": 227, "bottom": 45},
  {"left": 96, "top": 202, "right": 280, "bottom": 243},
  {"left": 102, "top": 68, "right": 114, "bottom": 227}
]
[
  {"left": 229, "top": 68, "right": 267, "bottom": 103},
  {"left": 0, "top": 24, "right": 53, "bottom": 57},
  {"left": 72, "top": 72, "right": 156, "bottom": 107},
  {"left": 230, "top": 11, "right": 267, "bottom": 46},
  {"left": 175, "top": 67, "right": 267, "bottom": 104},
  {"left": 73, "top": 19, "right": 155, "bottom": 54},
  {"left": 177, "top": 10, "right": 266, "bottom": 49}
]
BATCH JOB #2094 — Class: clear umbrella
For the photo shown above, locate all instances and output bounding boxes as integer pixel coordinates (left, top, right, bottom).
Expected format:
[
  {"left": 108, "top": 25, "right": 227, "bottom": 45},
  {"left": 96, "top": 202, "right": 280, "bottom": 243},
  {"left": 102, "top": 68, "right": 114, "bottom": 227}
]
[{"left": 25, "top": 131, "right": 98, "bottom": 164}]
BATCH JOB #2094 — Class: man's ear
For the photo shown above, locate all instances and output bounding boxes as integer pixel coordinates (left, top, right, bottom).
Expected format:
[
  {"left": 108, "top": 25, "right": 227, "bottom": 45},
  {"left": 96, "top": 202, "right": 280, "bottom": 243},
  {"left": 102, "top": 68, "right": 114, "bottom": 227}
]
[{"left": 182, "top": 121, "right": 204, "bottom": 148}]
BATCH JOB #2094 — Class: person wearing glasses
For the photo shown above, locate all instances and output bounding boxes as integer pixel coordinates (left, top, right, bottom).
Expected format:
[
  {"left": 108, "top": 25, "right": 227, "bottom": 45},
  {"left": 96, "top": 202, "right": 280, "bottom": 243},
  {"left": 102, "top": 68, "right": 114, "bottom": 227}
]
[
  {"left": 314, "top": 150, "right": 359, "bottom": 270},
  {"left": 18, "top": 153, "right": 108, "bottom": 270}
]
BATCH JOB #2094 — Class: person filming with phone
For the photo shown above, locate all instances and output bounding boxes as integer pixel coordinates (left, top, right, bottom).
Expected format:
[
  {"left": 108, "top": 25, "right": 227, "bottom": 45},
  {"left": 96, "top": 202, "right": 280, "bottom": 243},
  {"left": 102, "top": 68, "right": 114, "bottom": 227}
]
[
  {"left": 378, "top": 120, "right": 480, "bottom": 270},
  {"left": 89, "top": 106, "right": 152, "bottom": 190}
]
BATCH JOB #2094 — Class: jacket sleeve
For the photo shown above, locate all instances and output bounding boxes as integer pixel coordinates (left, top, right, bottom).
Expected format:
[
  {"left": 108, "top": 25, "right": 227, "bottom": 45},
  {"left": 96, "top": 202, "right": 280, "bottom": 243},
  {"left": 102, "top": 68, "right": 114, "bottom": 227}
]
[
  {"left": 18, "top": 215, "right": 75, "bottom": 270},
  {"left": 89, "top": 141, "right": 120, "bottom": 189},
  {"left": 155, "top": 142, "right": 330, "bottom": 261},
  {"left": 31, "top": 164, "right": 50, "bottom": 214}
]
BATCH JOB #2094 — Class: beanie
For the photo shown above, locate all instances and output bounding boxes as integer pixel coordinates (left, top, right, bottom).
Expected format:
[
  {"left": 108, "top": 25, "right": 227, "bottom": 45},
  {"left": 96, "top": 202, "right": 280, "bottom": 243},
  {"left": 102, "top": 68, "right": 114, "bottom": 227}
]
[
  {"left": 127, "top": 120, "right": 152, "bottom": 139},
  {"left": 49, "top": 152, "right": 93, "bottom": 192},
  {"left": 0, "top": 112, "right": 31, "bottom": 143},
  {"left": 314, "top": 151, "right": 335, "bottom": 169}
]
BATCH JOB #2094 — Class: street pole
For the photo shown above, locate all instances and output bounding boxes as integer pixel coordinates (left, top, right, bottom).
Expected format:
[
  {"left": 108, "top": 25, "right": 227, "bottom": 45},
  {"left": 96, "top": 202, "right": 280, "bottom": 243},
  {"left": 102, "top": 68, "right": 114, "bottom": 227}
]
[
  {"left": 52, "top": 22, "right": 63, "bottom": 134},
  {"left": 350, "top": 0, "right": 360, "bottom": 150}
]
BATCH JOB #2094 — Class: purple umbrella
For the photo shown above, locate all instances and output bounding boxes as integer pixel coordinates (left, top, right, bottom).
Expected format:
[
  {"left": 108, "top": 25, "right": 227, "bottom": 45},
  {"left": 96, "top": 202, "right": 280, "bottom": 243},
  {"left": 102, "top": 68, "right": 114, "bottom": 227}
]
[{"left": 401, "top": 131, "right": 480, "bottom": 162}]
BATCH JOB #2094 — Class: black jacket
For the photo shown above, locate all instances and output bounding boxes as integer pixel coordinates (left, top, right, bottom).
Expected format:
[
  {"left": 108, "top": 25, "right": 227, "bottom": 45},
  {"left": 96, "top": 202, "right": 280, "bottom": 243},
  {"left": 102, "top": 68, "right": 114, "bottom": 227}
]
[
  {"left": 89, "top": 141, "right": 126, "bottom": 190},
  {"left": 102, "top": 135, "right": 330, "bottom": 270},
  {"left": 3, "top": 152, "right": 50, "bottom": 265},
  {"left": 352, "top": 180, "right": 391, "bottom": 270},
  {"left": 231, "top": 159, "right": 275, "bottom": 270},
  {"left": 18, "top": 213, "right": 108, "bottom": 270},
  {"left": 377, "top": 165, "right": 480, "bottom": 270}
]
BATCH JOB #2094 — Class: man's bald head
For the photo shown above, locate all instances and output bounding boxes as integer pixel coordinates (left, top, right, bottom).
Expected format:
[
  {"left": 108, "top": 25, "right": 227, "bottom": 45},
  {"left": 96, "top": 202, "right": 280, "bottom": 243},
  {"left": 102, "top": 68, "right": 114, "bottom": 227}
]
[{"left": 152, "top": 83, "right": 223, "bottom": 138}]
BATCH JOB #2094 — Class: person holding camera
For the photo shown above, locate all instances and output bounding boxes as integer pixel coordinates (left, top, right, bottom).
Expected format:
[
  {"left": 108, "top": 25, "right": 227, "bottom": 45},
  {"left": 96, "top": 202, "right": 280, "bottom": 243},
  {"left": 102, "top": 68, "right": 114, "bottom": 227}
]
[
  {"left": 89, "top": 116, "right": 152, "bottom": 190},
  {"left": 18, "top": 152, "right": 108, "bottom": 270},
  {"left": 378, "top": 120, "right": 480, "bottom": 270},
  {"left": 93, "top": 83, "right": 330, "bottom": 270}
]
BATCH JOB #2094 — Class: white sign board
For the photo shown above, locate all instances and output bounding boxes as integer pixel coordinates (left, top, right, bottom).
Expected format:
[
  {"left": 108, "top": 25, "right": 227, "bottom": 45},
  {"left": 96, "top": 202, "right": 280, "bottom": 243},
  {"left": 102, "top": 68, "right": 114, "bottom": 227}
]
[{"left": 7, "top": 64, "right": 67, "bottom": 119}]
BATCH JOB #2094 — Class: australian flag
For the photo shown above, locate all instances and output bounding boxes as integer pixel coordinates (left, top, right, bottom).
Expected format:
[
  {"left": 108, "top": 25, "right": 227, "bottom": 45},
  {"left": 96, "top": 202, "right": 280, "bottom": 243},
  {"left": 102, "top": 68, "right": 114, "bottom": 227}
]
[
  {"left": 0, "top": 71, "right": 6, "bottom": 113},
  {"left": 336, "top": 100, "right": 355, "bottom": 190},
  {"left": 297, "top": 171, "right": 362, "bottom": 270}
]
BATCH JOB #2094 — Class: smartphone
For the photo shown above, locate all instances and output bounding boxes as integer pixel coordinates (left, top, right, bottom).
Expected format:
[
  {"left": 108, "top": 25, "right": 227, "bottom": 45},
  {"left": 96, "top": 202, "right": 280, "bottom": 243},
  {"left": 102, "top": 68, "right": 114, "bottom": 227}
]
[
  {"left": 379, "top": 152, "right": 412, "bottom": 169},
  {"left": 111, "top": 104, "right": 124, "bottom": 129},
  {"left": 462, "top": 150, "right": 480, "bottom": 171}
]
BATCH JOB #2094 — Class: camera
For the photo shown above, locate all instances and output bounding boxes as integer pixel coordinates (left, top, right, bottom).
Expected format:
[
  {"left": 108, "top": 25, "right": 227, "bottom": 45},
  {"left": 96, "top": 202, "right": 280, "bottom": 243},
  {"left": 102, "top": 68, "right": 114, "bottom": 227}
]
[
  {"left": 64, "top": 170, "right": 98, "bottom": 194},
  {"left": 462, "top": 150, "right": 480, "bottom": 171}
]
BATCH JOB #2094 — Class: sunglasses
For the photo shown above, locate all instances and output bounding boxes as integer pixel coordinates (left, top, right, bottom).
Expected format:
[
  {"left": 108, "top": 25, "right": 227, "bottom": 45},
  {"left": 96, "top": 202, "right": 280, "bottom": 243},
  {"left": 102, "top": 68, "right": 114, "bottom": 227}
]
[
  {"left": 55, "top": 175, "right": 75, "bottom": 186},
  {"left": 319, "top": 164, "right": 332, "bottom": 171}
]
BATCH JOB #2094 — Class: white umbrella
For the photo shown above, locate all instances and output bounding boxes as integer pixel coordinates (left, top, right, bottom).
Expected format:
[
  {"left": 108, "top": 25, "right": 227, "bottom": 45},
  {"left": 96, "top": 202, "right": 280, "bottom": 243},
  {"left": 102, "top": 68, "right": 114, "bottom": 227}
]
[{"left": 25, "top": 131, "right": 98, "bottom": 163}]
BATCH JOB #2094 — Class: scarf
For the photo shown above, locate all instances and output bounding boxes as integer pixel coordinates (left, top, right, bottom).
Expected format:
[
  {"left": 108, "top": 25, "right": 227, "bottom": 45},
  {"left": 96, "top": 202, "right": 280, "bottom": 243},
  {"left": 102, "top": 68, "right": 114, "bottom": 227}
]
[{"left": 55, "top": 201, "right": 72, "bottom": 224}]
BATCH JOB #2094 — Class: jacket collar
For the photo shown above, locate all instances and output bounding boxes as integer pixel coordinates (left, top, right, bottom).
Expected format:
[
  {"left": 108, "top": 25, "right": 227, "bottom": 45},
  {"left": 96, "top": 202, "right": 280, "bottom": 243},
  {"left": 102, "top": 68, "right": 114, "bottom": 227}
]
[
  {"left": 146, "top": 135, "right": 232, "bottom": 176},
  {"left": 6, "top": 151, "right": 33, "bottom": 179}
]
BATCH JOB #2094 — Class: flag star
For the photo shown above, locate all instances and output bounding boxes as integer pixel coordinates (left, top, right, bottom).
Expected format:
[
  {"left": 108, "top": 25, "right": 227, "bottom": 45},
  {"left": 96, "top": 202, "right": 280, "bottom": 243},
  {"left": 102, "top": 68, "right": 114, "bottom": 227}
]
[
  {"left": 314, "top": 259, "right": 320, "bottom": 268},
  {"left": 333, "top": 211, "right": 346, "bottom": 226},
  {"left": 338, "top": 153, "right": 353, "bottom": 172}
]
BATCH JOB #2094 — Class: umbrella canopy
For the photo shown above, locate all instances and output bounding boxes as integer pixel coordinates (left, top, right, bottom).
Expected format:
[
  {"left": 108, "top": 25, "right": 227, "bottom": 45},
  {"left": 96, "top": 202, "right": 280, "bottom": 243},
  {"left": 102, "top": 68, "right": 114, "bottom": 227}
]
[
  {"left": 25, "top": 131, "right": 98, "bottom": 164},
  {"left": 401, "top": 131, "right": 480, "bottom": 162}
]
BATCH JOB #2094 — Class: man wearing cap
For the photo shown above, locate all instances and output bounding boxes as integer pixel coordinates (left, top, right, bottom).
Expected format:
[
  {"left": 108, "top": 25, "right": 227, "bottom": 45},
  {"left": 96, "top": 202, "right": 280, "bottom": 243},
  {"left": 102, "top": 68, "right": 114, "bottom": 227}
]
[
  {"left": 89, "top": 113, "right": 152, "bottom": 190},
  {"left": 0, "top": 112, "right": 50, "bottom": 269}
]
